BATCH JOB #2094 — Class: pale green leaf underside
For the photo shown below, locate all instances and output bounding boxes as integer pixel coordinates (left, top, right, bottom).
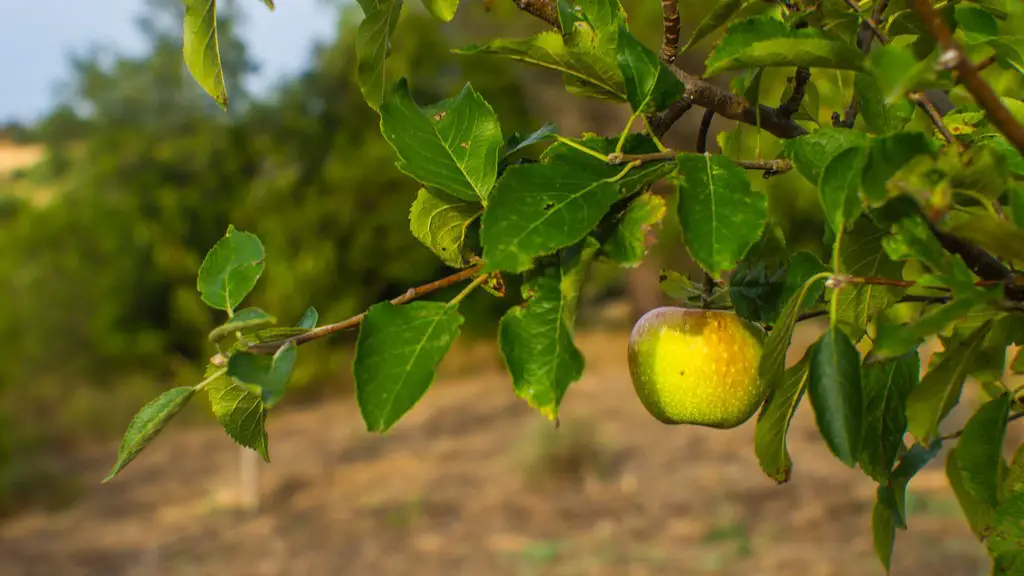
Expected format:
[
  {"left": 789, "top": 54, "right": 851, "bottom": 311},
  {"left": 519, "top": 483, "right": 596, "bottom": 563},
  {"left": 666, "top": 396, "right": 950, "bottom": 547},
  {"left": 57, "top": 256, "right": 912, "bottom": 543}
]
[
  {"left": 409, "top": 188, "right": 482, "bottom": 268},
  {"left": 205, "top": 371, "right": 270, "bottom": 461},
  {"left": 599, "top": 192, "right": 666, "bottom": 268},
  {"left": 183, "top": 0, "right": 228, "bottom": 109},
  {"left": 421, "top": 0, "right": 458, "bottom": 21},
  {"left": 754, "top": 354, "right": 810, "bottom": 483}
]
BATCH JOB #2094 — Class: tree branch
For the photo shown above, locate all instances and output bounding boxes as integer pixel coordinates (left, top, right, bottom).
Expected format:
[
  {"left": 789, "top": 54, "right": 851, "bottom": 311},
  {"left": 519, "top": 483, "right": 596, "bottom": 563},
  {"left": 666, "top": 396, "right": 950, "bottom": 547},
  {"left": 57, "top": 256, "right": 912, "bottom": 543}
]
[
  {"left": 777, "top": 68, "right": 811, "bottom": 122},
  {"left": 835, "top": 0, "right": 889, "bottom": 128},
  {"left": 513, "top": 0, "right": 559, "bottom": 27},
  {"left": 696, "top": 108, "right": 715, "bottom": 153},
  {"left": 660, "top": 0, "right": 680, "bottom": 64},
  {"left": 606, "top": 148, "right": 793, "bottom": 175},
  {"left": 909, "top": 0, "right": 1024, "bottom": 154},
  {"left": 941, "top": 411, "right": 1024, "bottom": 441},
  {"left": 210, "top": 263, "right": 485, "bottom": 365},
  {"left": 651, "top": 98, "right": 693, "bottom": 138}
]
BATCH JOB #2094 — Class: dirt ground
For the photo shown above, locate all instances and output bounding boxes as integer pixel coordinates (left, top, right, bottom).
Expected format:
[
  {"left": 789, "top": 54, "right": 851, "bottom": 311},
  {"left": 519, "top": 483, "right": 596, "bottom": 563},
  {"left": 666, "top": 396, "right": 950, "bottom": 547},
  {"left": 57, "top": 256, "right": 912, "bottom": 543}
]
[{"left": 0, "top": 322, "right": 1000, "bottom": 576}]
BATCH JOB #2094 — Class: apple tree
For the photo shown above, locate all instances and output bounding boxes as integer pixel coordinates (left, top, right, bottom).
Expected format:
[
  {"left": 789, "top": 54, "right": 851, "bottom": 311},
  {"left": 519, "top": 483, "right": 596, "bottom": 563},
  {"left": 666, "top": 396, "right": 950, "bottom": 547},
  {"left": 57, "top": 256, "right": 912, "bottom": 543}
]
[{"left": 105, "top": 0, "right": 1024, "bottom": 572}]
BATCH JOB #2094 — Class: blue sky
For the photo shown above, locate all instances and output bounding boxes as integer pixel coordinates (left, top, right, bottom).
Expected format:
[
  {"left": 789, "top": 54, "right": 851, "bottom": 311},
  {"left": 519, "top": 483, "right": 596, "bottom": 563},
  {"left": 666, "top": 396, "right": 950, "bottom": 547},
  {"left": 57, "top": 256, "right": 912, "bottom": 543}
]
[{"left": 0, "top": 0, "right": 340, "bottom": 123}]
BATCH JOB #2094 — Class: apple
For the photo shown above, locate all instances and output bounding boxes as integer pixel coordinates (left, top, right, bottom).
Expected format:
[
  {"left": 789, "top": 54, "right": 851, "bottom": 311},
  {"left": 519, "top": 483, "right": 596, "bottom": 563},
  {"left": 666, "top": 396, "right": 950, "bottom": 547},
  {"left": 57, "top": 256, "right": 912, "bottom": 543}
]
[{"left": 627, "top": 306, "right": 767, "bottom": 428}]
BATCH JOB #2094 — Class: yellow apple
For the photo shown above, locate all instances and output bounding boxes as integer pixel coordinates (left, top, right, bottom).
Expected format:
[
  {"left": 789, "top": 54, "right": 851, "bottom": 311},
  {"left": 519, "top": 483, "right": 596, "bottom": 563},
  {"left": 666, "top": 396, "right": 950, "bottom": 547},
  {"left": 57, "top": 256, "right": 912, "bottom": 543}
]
[{"left": 627, "top": 306, "right": 767, "bottom": 428}]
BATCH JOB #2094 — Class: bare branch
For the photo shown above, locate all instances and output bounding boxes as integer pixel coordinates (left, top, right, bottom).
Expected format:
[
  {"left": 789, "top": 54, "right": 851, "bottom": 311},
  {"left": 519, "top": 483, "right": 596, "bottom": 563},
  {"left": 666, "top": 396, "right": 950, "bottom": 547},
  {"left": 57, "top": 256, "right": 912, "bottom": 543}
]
[
  {"left": 651, "top": 98, "right": 693, "bottom": 138},
  {"left": 696, "top": 108, "right": 715, "bottom": 153},
  {"left": 909, "top": 0, "right": 1024, "bottom": 154},
  {"left": 513, "top": 0, "right": 559, "bottom": 27},
  {"left": 777, "top": 67, "right": 811, "bottom": 121},
  {"left": 660, "top": 0, "right": 680, "bottom": 64},
  {"left": 606, "top": 148, "right": 793, "bottom": 176}
]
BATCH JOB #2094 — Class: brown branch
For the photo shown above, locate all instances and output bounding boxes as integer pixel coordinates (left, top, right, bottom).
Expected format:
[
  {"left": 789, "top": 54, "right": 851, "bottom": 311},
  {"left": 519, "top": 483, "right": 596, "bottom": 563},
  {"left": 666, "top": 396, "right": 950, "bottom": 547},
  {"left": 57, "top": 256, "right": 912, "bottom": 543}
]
[
  {"left": 778, "top": 68, "right": 811, "bottom": 121},
  {"left": 929, "top": 225, "right": 1011, "bottom": 282},
  {"left": 696, "top": 108, "right": 715, "bottom": 153},
  {"left": 660, "top": 0, "right": 680, "bottom": 64},
  {"left": 513, "top": 0, "right": 559, "bottom": 27},
  {"left": 210, "top": 263, "right": 485, "bottom": 365},
  {"left": 909, "top": 0, "right": 1024, "bottom": 154},
  {"left": 909, "top": 92, "right": 957, "bottom": 144},
  {"left": 836, "top": 0, "right": 890, "bottom": 128},
  {"left": 606, "top": 148, "right": 792, "bottom": 175},
  {"left": 830, "top": 273, "right": 1002, "bottom": 289},
  {"left": 651, "top": 98, "right": 693, "bottom": 138}
]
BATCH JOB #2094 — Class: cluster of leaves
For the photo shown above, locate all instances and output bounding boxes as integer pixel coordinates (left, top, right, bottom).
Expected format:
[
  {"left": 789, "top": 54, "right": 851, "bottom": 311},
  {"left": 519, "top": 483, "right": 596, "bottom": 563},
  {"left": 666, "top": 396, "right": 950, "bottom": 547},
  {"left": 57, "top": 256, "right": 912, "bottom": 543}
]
[{"left": 107, "top": 0, "right": 1024, "bottom": 572}]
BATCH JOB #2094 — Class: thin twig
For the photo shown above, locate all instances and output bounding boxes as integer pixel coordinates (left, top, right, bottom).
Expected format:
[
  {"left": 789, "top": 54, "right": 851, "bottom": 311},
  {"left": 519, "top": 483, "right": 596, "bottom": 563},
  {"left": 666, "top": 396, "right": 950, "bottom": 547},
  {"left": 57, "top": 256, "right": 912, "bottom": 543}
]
[
  {"left": 909, "top": 0, "right": 1024, "bottom": 154},
  {"left": 513, "top": 0, "right": 559, "bottom": 27},
  {"left": 606, "top": 148, "right": 792, "bottom": 175},
  {"left": 836, "top": 0, "right": 890, "bottom": 128},
  {"left": 210, "top": 263, "right": 485, "bottom": 365},
  {"left": 697, "top": 109, "right": 715, "bottom": 153},
  {"left": 651, "top": 99, "right": 693, "bottom": 138},
  {"left": 941, "top": 411, "right": 1024, "bottom": 441},
  {"left": 909, "top": 92, "right": 957, "bottom": 144},
  {"left": 660, "top": 0, "right": 680, "bottom": 64},
  {"left": 777, "top": 68, "right": 811, "bottom": 121}
]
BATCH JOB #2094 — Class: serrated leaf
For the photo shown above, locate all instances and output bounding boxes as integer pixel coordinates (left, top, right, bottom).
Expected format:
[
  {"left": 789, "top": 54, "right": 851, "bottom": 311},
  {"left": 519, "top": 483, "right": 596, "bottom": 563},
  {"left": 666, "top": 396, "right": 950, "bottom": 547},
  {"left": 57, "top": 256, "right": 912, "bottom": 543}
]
[
  {"left": 958, "top": 395, "right": 1011, "bottom": 509},
  {"left": 421, "top": 0, "right": 457, "bottom": 21},
  {"left": 455, "top": 31, "right": 626, "bottom": 102},
  {"left": 616, "top": 27, "right": 684, "bottom": 113},
  {"left": 208, "top": 307, "right": 277, "bottom": 343},
  {"left": 680, "top": 0, "right": 751, "bottom": 53},
  {"left": 410, "top": 188, "right": 483, "bottom": 268},
  {"left": 947, "top": 447, "right": 998, "bottom": 540},
  {"left": 183, "top": 0, "right": 228, "bottom": 109},
  {"left": 755, "top": 352, "right": 811, "bottom": 483},
  {"left": 872, "top": 290, "right": 1000, "bottom": 359},
  {"left": 380, "top": 79, "right": 503, "bottom": 202},
  {"left": 808, "top": 327, "right": 863, "bottom": 467},
  {"left": 498, "top": 238, "right": 598, "bottom": 420},
  {"left": 104, "top": 387, "right": 196, "bottom": 482},
  {"left": 675, "top": 152, "right": 768, "bottom": 278},
  {"left": 859, "top": 352, "right": 919, "bottom": 483},
  {"left": 227, "top": 344, "right": 298, "bottom": 409},
  {"left": 879, "top": 441, "right": 943, "bottom": 528},
  {"left": 819, "top": 145, "right": 868, "bottom": 234},
  {"left": 354, "top": 301, "right": 464, "bottom": 432},
  {"left": 784, "top": 128, "right": 869, "bottom": 185},
  {"left": 355, "top": 0, "right": 404, "bottom": 110},
  {"left": 861, "top": 132, "right": 936, "bottom": 204},
  {"left": 197, "top": 225, "right": 266, "bottom": 312},
  {"left": 205, "top": 369, "right": 270, "bottom": 461},
  {"left": 871, "top": 496, "right": 896, "bottom": 573},
  {"left": 704, "top": 15, "right": 865, "bottom": 76},
  {"left": 599, "top": 192, "right": 666, "bottom": 267},
  {"left": 503, "top": 123, "right": 558, "bottom": 163},
  {"left": 905, "top": 321, "right": 991, "bottom": 447},
  {"left": 855, "top": 73, "right": 914, "bottom": 135},
  {"left": 834, "top": 217, "right": 905, "bottom": 341}
]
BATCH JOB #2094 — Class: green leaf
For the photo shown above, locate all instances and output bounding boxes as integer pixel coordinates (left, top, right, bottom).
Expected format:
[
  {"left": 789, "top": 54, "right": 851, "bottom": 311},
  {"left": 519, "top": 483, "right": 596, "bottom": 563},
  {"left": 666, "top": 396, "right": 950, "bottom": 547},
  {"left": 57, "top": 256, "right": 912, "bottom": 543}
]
[
  {"left": 421, "top": 0, "right": 458, "bottom": 21},
  {"left": 498, "top": 238, "right": 598, "bottom": 420},
  {"left": 872, "top": 290, "right": 1000, "bottom": 359},
  {"left": 355, "top": 0, "right": 404, "bottom": 110},
  {"left": 988, "top": 491, "right": 1024, "bottom": 556},
  {"left": 819, "top": 146, "right": 868, "bottom": 234},
  {"left": 257, "top": 0, "right": 275, "bottom": 9},
  {"left": 659, "top": 269, "right": 700, "bottom": 300},
  {"left": 834, "top": 217, "right": 905, "bottom": 341},
  {"left": 859, "top": 352, "right": 919, "bottom": 483},
  {"left": 958, "top": 395, "right": 1011, "bottom": 509},
  {"left": 784, "top": 128, "right": 869, "bottom": 185},
  {"left": 905, "top": 321, "right": 991, "bottom": 447},
  {"left": 778, "top": 251, "right": 828, "bottom": 315},
  {"left": 955, "top": 5, "right": 999, "bottom": 43},
  {"left": 879, "top": 441, "right": 943, "bottom": 528},
  {"left": 808, "top": 327, "right": 863, "bottom": 467},
  {"left": 861, "top": 132, "right": 936, "bottom": 203},
  {"left": 883, "top": 213, "right": 977, "bottom": 294},
  {"left": 1011, "top": 187, "right": 1024, "bottom": 231},
  {"left": 729, "top": 263, "right": 786, "bottom": 324},
  {"left": 104, "top": 387, "right": 196, "bottom": 482},
  {"left": 297, "top": 307, "right": 319, "bottom": 330},
  {"left": 755, "top": 353, "right": 811, "bottom": 483},
  {"left": 674, "top": 152, "right": 768, "bottom": 278},
  {"left": 208, "top": 307, "right": 277, "bottom": 343},
  {"left": 616, "top": 28, "right": 684, "bottom": 113},
  {"left": 503, "top": 123, "right": 558, "bottom": 163},
  {"left": 196, "top": 225, "right": 266, "bottom": 312},
  {"left": 854, "top": 73, "right": 914, "bottom": 135},
  {"left": 227, "top": 344, "right": 298, "bottom": 409},
  {"left": 939, "top": 210, "right": 1024, "bottom": 265},
  {"left": 409, "top": 188, "right": 483, "bottom": 268},
  {"left": 704, "top": 15, "right": 865, "bottom": 76},
  {"left": 205, "top": 369, "right": 270, "bottom": 461},
  {"left": 183, "top": 0, "right": 228, "bottom": 110},
  {"left": 455, "top": 31, "right": 626, "bottom": 102},
  {"left": 680, "top": 0, "right": 751, "bottom": 53},
  {"left": 354, "top": 301, "right": 464, "bottom": 432},
  {"left": 871, "top": 496, "right": 896, "bottom": 573},
  {"left": 599, "top": 192, "right": 666, "bottom": 268},
  {"left": 865, "top": 44, "right": 938, "bottom": 105},
  {"left": 947, "top": 447, "right": 998, "bottom": 540},
  {"left": 380, "top": 79, "right": 503, "bottom": 202}
]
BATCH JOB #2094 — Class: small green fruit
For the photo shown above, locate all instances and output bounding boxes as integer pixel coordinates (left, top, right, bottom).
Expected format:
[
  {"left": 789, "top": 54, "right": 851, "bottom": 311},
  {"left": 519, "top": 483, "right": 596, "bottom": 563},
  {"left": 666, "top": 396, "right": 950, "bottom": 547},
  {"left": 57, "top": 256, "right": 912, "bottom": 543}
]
[{"left": 627, "top": 306, "right": 767, "bottom": 429}]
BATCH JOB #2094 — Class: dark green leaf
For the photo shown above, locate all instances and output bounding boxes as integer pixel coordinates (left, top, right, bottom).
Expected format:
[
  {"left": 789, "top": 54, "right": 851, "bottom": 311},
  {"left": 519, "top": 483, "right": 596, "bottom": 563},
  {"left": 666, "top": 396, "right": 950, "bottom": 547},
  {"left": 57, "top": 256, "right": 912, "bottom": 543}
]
[
  {"left": 355, "top": 0, "right": 404, "bottom": 110},
  {"left": 104, "top": 387, "right": 196, "bottom": 482},
  {"left": 988, "top": 491, "right": 1024, "bottom": 556},
  {"left": 958, "top": 395, "right": 1011, "bottom": 509},
  {"left": 1012, "top": 187, "right": 1024, "bottom": 231},
  {"left": 833, "top": 217, "right": 905, "bottom": 341},
  {"left": 955, "top": 5, "right": 999, "bottom": 43},
  {"left": 599, "top": 192, "right": 666, "bottom": 268},
  {"left": 729, "top": 263, "right": 786, "bottom": 324},
  {"left": 421, "top": 0, "right": 458, "bottom": 21},
  {"left": 616, "top": 28, "right": 684, "bottom": 113},
  {"left": 872, "top": 290, "right": 1000, "bottom": 359},
  {"left": 680, "top": 0, "right": 750, "bottom": 52},
  {"left": 498, "top": 238, "right": 598, "bottom": 420},
  {"left": 196, "top": 225, "right": 266, "bottom": 312},
  {"left": 859, "top": 352, "right": 919, "bottom": 483},
  {"left": 854, "top": 73, "right": 914, "bottom": 135},
  {"left": 882, "top": 213, "right": 977, "bottom": 294},
  {"left": 861, "top": 132, "right": 936, "bottom": 203},
  {"left": 819, "top": 145, "right": 868, "bottom": 233},
  {"left": 183, "top": 0, "right": 228, "bottom": 109},
  {"left": 808, "top": 327, "right": 863, "bottom": 467},
  {"left": 704, "top": 15, "right": 865, "bottom": 76},
  {"left": 905, "top": 321, "right": 991, "bottom": 446},
  {"left": 755, "top": 353, "right": 811, "bottom": 483},
  {"left": 675, "top": 152, "right": 768, "bottom": 278},
  {"left": 871, "top": 496, "right": 896, "bottom": 573},
  {"left": 778, "top": 251, "right": 828, "bottom": 316},
  {"left": 783, "top": 128, "right": 869, "bottom": 185},
  {"left": 380, "top": 79, "right": 503, "bottom": 202},
  {"left": 502, "top": 123, "right": 557, "bottom": 163},
  {"left": 297, "top": 307, "right": 319, "bottom": 330},
  {"left": 409, "top": 188, "right": 483, "bottom": 268},
  {"left": 208, "top": 307, "right": 277, "bottom": 343},
  {"left": 227, "top": 344, "right": 298, "bottom": 409},
  {"left": 879, "top": 441, "right": 943, "bottom": 528},
  {"left": 354, "top": 301, "right": 464, "bottom": 432},
  {"left": 205, "top": 369, "right": 270, "bottom": 461},
  {"left": 946, "top": 447, "right": 998, "bottom": 540}
]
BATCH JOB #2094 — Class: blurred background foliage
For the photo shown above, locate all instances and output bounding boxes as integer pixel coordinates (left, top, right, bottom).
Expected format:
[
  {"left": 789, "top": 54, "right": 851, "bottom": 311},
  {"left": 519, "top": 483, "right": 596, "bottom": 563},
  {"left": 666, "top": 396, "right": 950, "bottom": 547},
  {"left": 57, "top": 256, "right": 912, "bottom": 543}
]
[{"left": 0, "top": 0, "right": 957, "bottom": 516}]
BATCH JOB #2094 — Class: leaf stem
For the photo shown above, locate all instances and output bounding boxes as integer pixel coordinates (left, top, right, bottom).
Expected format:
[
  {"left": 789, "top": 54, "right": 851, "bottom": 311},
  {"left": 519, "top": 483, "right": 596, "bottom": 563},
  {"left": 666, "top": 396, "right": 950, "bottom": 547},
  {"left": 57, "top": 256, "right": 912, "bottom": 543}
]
[
  {"left": 193, "top": 367, "right": 228, "bottom": 391},
  {"left": 616, "top": 110, "right": 641, "bottom": 154},
  {"left": 449, "top": 273, "right": 490, "bottom": 306},
  {"left": 554, "top": 135, "right": 610, "bottom": 162},
  {"left": 940, "top": 411, "right": 1024, "bottom": 441},
  {"left": 640, "top": 114, "right": 669, "bottom": 152}
]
